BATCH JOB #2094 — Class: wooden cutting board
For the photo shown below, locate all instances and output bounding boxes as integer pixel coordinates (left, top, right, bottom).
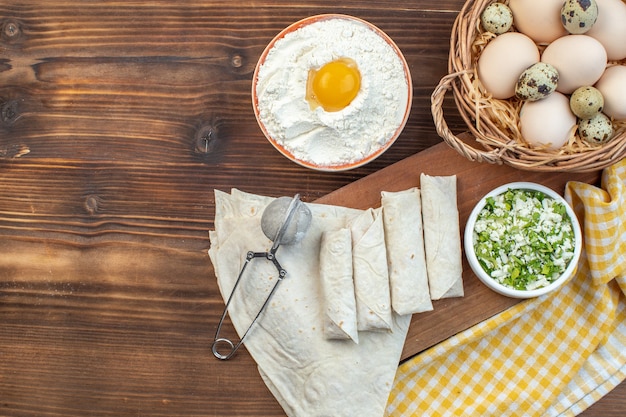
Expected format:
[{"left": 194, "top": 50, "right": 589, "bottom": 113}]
[{"left": 315, "top": 136, "right": 602, "bottom": 360}]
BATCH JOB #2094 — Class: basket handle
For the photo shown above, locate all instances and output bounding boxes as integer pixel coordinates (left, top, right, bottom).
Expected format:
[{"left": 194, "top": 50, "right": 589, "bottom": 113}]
[{"left": 431, "top": 71, "right": 504, "bottom": 165}]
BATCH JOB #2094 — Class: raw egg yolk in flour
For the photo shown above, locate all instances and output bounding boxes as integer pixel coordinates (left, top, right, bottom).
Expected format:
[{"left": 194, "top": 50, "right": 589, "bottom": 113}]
[{"left": 307, "top": 58, "right": 361, "bottom": 112}]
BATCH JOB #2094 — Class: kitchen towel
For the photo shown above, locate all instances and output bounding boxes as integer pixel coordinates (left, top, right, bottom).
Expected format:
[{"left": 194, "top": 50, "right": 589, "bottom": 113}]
[{"left": 386, "top": 159, "right": 626, "bottom": 416}]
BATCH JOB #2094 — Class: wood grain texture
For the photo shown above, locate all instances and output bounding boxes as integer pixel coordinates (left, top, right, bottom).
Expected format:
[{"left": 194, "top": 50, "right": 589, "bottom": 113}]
[
  {"left": 0, "top": 1, "right": 623, "bottom": 416},
  {"left": 316, "top": 136, "right": 601, "bottom": 357}
]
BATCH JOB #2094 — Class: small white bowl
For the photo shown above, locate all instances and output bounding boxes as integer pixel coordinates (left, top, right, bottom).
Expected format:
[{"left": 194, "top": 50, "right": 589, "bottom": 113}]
[{"left": 464, "top": 182, "right": 582, "bottom": 299}]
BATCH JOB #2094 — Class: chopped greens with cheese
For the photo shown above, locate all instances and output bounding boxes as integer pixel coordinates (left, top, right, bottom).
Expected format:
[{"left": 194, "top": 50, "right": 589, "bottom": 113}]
[{"left": 472, "top": 188, "right": 575, "bottom": 291}]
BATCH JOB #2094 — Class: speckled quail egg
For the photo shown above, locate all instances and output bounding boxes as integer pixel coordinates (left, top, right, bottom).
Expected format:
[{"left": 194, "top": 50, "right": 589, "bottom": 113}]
[
  {"left": 578, "top": 112, "right": 614, "bottom": 144},
  {"left": 561, "top": 0, "right": 599, "bottom": 34},
  {"left": 570, "top": 86, "right": 604, "bottom": 119},
  {"left": 515, "top": 63, "right": 559, "bottom": 101},
  {"left": 481, "top": 2, "right": 514, "bottom": 34}
]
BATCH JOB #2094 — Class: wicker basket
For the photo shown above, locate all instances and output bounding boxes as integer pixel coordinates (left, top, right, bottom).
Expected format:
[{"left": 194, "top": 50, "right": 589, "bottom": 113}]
[{"left": 431, "top": 0, "right": 626, "bottom": 172}]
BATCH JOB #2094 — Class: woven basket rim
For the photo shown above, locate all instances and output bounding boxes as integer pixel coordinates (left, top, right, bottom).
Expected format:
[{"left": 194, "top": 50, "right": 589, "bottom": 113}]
[{"left": 431, "top": 0, "right": 626, "bottom": 172}]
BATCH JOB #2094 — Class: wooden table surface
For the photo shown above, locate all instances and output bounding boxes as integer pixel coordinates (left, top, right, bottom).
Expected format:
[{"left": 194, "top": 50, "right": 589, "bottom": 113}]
[{"left": 0, "top": 1, "right": 623, "bottom": 415}]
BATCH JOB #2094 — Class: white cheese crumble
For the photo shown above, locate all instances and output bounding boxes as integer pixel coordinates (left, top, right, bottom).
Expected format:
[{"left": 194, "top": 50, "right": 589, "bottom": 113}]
[
  {"left": 255, "top": 17, "right": 409, "bottom": 167},
  {"left": 472, "top": 188, "right": 575, "bottom": 291}
]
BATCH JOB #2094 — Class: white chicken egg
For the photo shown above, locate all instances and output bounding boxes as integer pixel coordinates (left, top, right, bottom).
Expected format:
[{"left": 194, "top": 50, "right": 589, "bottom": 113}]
[
  {"left": 541, "top": 35, "right": 607, "bottom": 94},
  {"left": 520, "top": 92, "right": 577, "bottom": 150},
  {"left": 477, "top": 32, "right": 540, "bottom": 99},
  {"left": 587, "top": 0, "right": 626, "bottom": 61},
  {"left": 595, "top": 65, "right": 626, "bottom": 120},
  {"left": 509, "top": 0, "right": 568, "bottom": 43}
]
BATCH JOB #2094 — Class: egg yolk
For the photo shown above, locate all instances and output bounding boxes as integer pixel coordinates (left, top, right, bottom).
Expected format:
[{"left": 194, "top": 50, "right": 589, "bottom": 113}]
[{"left": 307, "top": 58, "right": 361, "bottom": 112}]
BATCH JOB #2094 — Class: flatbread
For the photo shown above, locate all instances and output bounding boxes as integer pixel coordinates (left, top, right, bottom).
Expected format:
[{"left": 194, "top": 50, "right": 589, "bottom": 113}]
[
  {"left": 320, "top": 228, "right": 358, "bottom": 343},
  {"left": 381, "top": 188, "right": 433, "bottom": 315},
  {"left": 208, "top": 189, "right": 411, "bottom": 417},
  {"left": 420, "top": 174, "right": 464, "bottom": 299},
  {"left": 350, "top": 208, "right": 393, "bottom": 332}
]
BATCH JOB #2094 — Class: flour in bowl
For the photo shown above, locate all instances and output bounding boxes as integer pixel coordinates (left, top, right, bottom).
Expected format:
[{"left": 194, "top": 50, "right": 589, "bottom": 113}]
[{"left": 254, "top": 16, "right": 411, "bottom": 169}]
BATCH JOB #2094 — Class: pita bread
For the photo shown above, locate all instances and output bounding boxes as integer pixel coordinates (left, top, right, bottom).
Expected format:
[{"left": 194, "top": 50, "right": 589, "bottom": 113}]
[
  {"left": 350, "top": 208, "right": 393, "bottom": 332},
  {"left": 208, "top": 189, "right": 411, "bottom": 417},
  {"left": 320, "top": 228, "right": 359, "bottom": 343},
  {"left": 381, "top": 188, "right": 433, "bottom": 315},
  {"left": 420, "top": 174, "right": 464, "bottom": 299}
]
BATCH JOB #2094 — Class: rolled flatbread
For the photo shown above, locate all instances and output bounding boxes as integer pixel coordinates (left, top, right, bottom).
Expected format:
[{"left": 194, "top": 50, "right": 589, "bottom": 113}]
[
  {"left": 350, "top": 208, "right": 393, "bottom": 332},
  {"left": 208, "top": 189, "right": 411, "bottom": 417},
  {"left": 381, "top": 188, "right": 433, "bottom": 315},
  {"left": 319, "top": 228, "right": 358, "bottom": 343},
  {"left": 420, "top": 174, "right": 464, "bottom": 299}
]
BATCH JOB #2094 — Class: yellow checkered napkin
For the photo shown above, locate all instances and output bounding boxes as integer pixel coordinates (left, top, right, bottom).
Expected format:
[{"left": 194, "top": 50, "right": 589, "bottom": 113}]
[{"left": 386, "top": 159, "right": 626, "bottom": 417}]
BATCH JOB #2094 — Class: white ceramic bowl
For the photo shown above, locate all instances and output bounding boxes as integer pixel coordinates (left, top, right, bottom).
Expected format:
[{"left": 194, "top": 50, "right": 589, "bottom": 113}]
[
  {"left": 464, "top": 182, "right": 582, "bottom": 299},
  {"left": 251, "top": 14, "right": 412, "bottom": 171}
]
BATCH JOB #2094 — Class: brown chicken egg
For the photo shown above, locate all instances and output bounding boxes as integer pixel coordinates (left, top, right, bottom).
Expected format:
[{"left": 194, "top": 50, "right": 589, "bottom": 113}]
[
  {"left": 587, "top": 0, "right": 626, "bottom": 60},
  {"left": 477, "top": 32, "right": 540, "bottom": 99},
  {"left": 595, "top": 65, "right": 626, "bottom": 120},
  {"left": 541, "top": 35, "right": 607, "bottom": 94},
  {"left": 520, "top": 92, "right": 577, "bottom": 150},
  {"left": 509, "top": 0, "right": 568, "bottom": 43}
]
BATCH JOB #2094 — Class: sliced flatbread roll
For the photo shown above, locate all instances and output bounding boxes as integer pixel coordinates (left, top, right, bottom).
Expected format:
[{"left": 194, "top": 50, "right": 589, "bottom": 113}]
[
  {"left": 350, "top": 208, "right": 393, "bottom": 332},
  {"left": 420, "top": 174, "right": 464, "bottom": 299},
  {"left": 320, "top": 228, "right": 359, "bottom": 343},
  {"left": 381, "top": 188, "right": 433, "bottom": 315}
]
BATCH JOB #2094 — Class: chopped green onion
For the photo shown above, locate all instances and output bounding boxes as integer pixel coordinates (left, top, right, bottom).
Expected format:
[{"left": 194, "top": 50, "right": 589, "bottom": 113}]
[{"left": 473, "top": 188, "right": 575, "bottom": 291}]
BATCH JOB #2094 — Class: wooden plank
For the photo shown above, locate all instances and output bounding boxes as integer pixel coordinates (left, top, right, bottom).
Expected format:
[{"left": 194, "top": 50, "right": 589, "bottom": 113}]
[
  {"left": 0, "top": 1, "right": 622, "bottom": 415},
  {"left": 3, "top": 2, "right": 462, "bottom": 415},
  {"left": 316, "top": 136, "right": 602, "bottom": 360}
]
